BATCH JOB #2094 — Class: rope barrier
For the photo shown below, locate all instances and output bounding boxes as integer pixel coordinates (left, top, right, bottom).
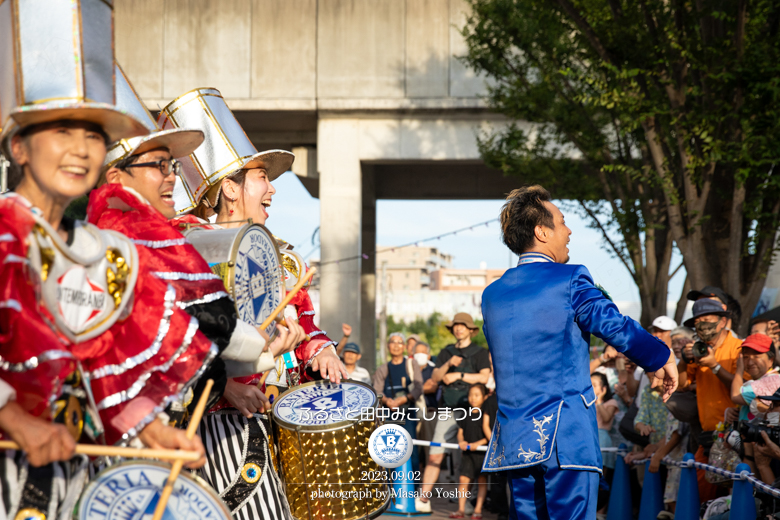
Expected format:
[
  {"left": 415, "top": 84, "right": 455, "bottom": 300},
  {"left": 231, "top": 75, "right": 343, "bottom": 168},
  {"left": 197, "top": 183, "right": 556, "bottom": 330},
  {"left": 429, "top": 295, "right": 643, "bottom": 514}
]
[{"left": 412, "top": 439, "right": 488, "bottom": 452}]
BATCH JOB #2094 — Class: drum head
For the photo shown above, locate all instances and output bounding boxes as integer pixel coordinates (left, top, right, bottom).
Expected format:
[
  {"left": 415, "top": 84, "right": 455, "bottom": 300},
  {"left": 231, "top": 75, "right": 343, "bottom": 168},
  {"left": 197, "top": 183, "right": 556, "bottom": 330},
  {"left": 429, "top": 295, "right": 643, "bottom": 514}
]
[
  {"left": 232, "top": 224, "right": 284, "bottom": 336},
  {"left": 273, "top": 380, "right": 377, "bottom": 431},
  {"left": 78, "top": 460, "right": 231, "bottom": 520}
]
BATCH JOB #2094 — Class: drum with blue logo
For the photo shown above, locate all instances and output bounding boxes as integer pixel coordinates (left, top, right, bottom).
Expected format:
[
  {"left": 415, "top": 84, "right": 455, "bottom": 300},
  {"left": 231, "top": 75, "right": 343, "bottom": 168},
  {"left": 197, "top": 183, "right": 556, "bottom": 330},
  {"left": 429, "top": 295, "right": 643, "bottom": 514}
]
[
  {"left": 185, "top": 223, "right": 284, "bottom": 337},
  {"left": 272, "top": 380, "right": 389, "bottom": 520},
  {"left": 78, "top": 461, "right": 231, "bottom": 520}
]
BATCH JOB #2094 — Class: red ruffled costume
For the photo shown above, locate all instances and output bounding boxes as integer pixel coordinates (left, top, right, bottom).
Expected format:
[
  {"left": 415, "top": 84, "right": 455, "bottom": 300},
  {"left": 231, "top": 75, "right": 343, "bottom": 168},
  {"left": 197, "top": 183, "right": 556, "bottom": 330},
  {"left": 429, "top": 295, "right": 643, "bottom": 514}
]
[{"left": 0, "top": 194, "right": 218, "bottom": 445}]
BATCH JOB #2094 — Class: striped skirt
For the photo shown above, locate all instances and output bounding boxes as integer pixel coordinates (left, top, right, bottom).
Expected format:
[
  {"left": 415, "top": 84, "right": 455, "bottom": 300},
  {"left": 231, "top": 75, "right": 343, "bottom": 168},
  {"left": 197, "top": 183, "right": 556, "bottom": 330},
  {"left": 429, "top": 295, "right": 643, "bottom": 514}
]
[
  {"left": 197, "top": 411, "right": 292, "bottom": 520},
  {"left": 0, "top": 451, "right": 88, "bottom": 520}
]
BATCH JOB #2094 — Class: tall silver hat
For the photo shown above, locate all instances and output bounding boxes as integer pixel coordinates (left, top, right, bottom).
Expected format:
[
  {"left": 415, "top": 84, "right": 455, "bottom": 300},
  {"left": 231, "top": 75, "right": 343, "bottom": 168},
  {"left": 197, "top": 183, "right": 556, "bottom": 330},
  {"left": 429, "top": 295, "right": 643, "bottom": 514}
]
[
  {"left": 0, "top": 0, "right": 148, "bottom": 143},
  {"left": 103, "top": 64, "right": 204, "bottom": 171},
  {"left": 158, "top": 88, "right": 294, "bottom": 215}
]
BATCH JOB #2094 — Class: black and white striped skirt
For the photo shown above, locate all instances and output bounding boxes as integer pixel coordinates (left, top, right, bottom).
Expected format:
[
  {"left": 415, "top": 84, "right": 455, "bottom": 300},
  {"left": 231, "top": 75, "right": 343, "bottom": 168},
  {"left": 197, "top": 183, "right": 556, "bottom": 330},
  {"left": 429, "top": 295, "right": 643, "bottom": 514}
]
[
  {"left": 0, "top": 450, "right": 88, "bottom": 520},
  {"left": 197, "top": 411, "right": 291, "bottom": 520}
]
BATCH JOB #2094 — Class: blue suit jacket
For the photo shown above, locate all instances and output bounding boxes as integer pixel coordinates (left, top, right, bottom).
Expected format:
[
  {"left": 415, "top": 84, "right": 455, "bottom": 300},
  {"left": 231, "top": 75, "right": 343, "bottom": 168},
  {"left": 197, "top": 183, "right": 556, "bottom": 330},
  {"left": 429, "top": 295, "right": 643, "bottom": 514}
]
[{"left": 480, "top": 262, "right": 670, "bottom": 473}]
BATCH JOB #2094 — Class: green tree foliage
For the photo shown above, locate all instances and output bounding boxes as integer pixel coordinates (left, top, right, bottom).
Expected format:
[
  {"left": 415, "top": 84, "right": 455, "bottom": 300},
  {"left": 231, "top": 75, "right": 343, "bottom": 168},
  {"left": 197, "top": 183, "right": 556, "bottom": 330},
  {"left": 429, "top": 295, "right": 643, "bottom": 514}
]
[
  {"left": 462, "top": 0, "right": 780, "bottom": 331},
  {"left": 386, "top": 312, "right": 488, "bottom": 358}
]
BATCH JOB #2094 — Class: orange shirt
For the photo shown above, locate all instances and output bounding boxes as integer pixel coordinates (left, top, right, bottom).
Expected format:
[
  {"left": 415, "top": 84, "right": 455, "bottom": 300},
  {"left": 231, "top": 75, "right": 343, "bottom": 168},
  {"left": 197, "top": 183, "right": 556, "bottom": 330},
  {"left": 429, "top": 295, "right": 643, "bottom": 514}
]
[{"left": 687, "top": 332, "right": 743, "bottom": 431}]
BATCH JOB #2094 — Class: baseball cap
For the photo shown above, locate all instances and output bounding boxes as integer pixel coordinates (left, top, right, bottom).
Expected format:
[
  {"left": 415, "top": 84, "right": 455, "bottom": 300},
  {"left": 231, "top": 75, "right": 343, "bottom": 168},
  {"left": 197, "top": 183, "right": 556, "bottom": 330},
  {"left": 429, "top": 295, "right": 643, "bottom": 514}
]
[
  {"left": 686, "top": 286, "right": 730, "bottom": 304},
  {"left": 683, "top": 298, "right": 731, "bottom": 328},
  {"left": 741, "top": 334, "right": 773, "bottom": 354},
  {"left": 343, "top": 343, "right": 361, "bottom": 354},
  {"left": 651, "top": 316, "right": 677, "bottom": 331}
]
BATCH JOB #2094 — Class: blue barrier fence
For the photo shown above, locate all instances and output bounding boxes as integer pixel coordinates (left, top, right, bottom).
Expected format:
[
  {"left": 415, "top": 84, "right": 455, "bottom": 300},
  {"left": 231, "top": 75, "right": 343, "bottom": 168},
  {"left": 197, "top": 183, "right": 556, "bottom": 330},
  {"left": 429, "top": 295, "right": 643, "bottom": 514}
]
[
  {"left": 606, "top": 444, "right": 777, "bottom": 519},
  {"left": 406, "top": 440, "right": 780, "bottom": 518}
]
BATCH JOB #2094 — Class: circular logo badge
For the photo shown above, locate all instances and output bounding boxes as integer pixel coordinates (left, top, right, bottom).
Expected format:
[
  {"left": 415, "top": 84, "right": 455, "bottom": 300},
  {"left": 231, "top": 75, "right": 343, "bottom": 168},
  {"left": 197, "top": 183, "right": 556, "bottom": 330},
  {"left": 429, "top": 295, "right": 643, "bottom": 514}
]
[
  {"left": 79, "top": 462, "right": 231, "bottom": 520},
  {"left": 233, "top": 226, "right": 283, "bottom": 335},
  {"left": 368, "top": 424, "right": 413, "bottom": 468},
  {"left": 273, "top": 382, "right": 376, "bottom": 427}
]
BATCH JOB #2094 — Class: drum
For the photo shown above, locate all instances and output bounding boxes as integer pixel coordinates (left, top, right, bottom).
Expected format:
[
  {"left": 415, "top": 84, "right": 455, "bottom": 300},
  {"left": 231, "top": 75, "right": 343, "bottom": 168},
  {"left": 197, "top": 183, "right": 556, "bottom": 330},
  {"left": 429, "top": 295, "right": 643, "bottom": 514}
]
[
  {"left": 78, "top": 461, "right": 231, "bottom": 520},
  {"left": 185, "top": 223, "right": 284, "bottom": 336},
  {"left": 272, "top": 381, "right": 389, "bottom": 520}
]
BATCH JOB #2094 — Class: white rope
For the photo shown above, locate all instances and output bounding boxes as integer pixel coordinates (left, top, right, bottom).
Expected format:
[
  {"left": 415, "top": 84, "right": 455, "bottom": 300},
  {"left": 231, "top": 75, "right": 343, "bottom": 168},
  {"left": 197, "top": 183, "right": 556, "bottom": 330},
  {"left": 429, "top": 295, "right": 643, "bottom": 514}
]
[{"left": 412, "top": 439, "right": 489, "bottom": 452}]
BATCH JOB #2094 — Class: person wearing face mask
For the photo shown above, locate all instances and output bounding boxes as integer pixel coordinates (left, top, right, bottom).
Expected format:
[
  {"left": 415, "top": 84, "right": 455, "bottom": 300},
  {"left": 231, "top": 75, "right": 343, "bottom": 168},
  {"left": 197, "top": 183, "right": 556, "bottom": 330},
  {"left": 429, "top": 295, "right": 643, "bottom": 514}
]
[
  {"left": 678, "top": 298, "right": 743, "bottom": 502},
  {"left": 687, "top": 285, "right": 742, "bottom": 335}
]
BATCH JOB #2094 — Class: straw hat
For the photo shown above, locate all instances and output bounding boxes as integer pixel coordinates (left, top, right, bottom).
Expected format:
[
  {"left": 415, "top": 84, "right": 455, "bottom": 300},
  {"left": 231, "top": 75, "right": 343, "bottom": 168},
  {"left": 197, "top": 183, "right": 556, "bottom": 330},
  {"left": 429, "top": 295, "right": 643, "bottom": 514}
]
[
  {"left": 157, "top": 88, "right": 294, "bottom": 215},
  {"left": 0, "top": 0, "right": 147, "bottom": 145}
]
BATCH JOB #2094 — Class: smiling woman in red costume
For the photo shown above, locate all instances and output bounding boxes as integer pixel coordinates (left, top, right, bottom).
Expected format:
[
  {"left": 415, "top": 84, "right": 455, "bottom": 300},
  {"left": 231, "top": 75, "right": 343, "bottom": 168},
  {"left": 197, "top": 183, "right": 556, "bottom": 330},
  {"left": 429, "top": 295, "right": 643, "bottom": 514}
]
[
  {"left": 0, "top": 3, "right": 216, "bottom": 519},
  {"left": 156, "top": 88, "right": 347, "bottom": 520}
]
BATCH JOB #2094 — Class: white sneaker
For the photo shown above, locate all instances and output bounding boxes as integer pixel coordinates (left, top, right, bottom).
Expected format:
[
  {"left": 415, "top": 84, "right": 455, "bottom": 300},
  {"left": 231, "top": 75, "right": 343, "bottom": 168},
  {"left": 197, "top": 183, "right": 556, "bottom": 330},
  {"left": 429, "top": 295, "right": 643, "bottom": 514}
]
[{"left": 415, "top": 497, "right": 432, "bottom": 513}]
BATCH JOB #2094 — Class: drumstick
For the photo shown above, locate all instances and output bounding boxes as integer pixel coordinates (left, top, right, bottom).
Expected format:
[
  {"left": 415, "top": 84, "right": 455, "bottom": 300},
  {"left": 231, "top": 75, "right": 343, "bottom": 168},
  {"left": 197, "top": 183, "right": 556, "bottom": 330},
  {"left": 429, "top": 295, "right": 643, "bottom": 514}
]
[
  {"left": 152, "top": 379, "right": 214, "bottom": 520},
  {"left": 0, "top": 441, "right": 202, "bottom": 462},
  {"left": 258, "top": 267, "right": 317, "bottom": 332}
]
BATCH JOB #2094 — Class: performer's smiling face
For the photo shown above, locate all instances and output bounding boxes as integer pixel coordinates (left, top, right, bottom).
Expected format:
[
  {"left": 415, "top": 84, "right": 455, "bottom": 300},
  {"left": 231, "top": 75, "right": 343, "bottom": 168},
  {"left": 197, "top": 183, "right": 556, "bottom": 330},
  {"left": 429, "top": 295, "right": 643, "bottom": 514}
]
[
  {"left": 108, "top": 147, "right": 178, "bottom": 219},
  {"left": 11, "top": 120, "right": 107, "bottom": 205},
  {"left": 222, "top": 165, "right": 276, "bottom": 225},
  {"left": 539, "top": 201, "right": 572, "bottom": 263}
]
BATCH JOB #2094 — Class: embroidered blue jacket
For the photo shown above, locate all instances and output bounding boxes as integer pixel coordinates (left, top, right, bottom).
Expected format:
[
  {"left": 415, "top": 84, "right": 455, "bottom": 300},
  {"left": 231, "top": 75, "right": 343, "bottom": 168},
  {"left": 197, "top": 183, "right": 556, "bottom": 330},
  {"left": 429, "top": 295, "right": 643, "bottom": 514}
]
[{"left": 480, "top": 260, "right": 670, "bottom": 473}]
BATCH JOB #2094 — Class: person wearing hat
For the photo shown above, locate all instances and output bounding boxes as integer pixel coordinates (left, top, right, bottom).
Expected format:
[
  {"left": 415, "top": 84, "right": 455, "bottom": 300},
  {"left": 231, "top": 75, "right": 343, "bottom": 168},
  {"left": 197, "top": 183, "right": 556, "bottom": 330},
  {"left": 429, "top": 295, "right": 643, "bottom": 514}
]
[
  {"left": 159, "top": 88, "right": 346, "bottom": 390},
  {"left": 678, "top": 297, "right": 743, "bottom": 502},
  {"left": 342, "top": 342, "right": 372, "bottom": 384},
  {"left": 730, "top": 334, "right": 779, "bottom": 421},
  {"left": 479, "top": 186, "right": 676, "bottom": 520},
  {"left": 416, "top": 313, "right": 491, "bottom": 513},
  {"left": 154, "top": 88, "right": 343, "bottom": 520},
  {"left": 687, "top": 285, "right": 742, "bottom": 333},
  {"left": 90, "top": 66, "right": 305, "bottom": 410},
  {"left": 0, "top": 2, "right": 220, "bottom": 518}
]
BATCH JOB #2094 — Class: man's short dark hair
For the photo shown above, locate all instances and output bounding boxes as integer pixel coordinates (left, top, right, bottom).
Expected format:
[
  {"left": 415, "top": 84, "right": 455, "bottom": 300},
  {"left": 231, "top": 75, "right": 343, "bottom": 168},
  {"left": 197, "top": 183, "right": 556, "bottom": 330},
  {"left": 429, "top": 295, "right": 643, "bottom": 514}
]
[{"left": 500, "top": 185, "right": 555, "bottom": 255}]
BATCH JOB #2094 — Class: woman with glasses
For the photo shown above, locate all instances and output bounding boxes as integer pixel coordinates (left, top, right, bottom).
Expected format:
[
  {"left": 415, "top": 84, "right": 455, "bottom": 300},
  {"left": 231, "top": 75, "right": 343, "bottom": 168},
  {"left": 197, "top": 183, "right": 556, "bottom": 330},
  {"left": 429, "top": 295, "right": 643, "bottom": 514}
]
[{"left": 89, "top": 135, "right": 307, "bottom": 419}]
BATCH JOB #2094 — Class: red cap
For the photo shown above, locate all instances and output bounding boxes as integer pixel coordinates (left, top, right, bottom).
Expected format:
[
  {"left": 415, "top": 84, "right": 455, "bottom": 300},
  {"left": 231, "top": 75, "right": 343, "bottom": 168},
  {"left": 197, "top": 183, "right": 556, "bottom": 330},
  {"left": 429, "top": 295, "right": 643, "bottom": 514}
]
[{"left": 742, "top": 334, "right": 774, "bottom": 353}]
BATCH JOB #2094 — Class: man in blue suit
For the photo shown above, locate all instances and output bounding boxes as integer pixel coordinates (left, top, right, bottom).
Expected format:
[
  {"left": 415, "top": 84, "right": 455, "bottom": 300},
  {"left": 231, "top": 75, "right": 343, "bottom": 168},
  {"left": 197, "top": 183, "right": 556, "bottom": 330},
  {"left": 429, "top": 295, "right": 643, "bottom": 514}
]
[{"left": 481, "top": 186, "right": 678, "bottom": 519}]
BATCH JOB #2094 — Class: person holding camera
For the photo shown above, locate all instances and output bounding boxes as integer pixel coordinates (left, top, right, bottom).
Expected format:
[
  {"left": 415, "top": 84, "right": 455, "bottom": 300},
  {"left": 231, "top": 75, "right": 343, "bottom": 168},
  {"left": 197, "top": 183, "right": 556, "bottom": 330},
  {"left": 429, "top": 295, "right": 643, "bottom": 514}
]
[{"left": 678, "top": 298, "right": 743, "bottom": 502}]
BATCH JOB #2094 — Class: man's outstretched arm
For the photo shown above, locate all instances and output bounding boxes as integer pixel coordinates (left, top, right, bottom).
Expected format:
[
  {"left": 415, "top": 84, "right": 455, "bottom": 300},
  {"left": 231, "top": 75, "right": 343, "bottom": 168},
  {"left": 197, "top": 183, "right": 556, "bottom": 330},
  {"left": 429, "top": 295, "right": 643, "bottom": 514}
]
[{"left": 571, "top": 266, "right": 677, "bottom": 400}]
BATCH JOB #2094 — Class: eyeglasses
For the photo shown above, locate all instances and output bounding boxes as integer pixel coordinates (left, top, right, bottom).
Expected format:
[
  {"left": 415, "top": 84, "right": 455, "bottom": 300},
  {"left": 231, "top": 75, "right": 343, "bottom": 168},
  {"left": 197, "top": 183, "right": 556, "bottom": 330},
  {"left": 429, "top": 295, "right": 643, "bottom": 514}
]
[{"left": 124, "top": 158, "right": 182, "bottom": 177}]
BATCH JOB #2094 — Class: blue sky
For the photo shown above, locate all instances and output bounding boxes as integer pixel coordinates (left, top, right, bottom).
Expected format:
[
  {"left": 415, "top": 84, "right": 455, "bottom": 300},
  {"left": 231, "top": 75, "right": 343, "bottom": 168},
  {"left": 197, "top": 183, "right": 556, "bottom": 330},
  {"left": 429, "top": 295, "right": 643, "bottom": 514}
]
[{"left": 266, "top": 172, "right": 688, "bottom": 307}]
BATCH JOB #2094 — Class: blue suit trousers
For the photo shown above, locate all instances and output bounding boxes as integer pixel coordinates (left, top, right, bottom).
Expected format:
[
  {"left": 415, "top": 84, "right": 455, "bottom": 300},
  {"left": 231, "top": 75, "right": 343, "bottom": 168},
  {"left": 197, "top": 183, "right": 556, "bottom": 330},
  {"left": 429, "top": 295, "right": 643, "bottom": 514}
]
[{"left": 507, "top": 456, "right": 599, "bottom": 520}]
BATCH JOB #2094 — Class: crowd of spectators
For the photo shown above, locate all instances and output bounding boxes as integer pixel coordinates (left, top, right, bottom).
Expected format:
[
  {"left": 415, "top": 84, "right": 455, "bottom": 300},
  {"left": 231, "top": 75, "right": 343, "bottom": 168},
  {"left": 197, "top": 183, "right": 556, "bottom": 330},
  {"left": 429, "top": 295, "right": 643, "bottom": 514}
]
[{"left": 589, "top": 286, "right": 780, "bottom": 520}]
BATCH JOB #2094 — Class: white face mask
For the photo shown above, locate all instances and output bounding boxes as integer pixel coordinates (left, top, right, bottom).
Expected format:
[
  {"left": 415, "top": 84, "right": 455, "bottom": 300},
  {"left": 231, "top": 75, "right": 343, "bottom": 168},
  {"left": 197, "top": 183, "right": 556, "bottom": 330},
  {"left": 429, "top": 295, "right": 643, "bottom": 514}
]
[{"left": 414, "top": 353, "right": 429, "bottom": 367}]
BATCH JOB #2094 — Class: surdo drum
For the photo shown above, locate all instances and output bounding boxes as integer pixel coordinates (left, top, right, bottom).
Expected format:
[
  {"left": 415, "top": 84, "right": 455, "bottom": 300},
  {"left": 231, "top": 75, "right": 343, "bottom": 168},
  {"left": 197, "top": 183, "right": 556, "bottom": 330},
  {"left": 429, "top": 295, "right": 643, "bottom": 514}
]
[
  {"left": 184, "top": 223, "right": 284, "bottom": 337},
  {"left": 78, "top": 461, "right": 231, "bottom": 520},
  {"left": 272, "top": 381, "right": 389, "bottom": 520}
]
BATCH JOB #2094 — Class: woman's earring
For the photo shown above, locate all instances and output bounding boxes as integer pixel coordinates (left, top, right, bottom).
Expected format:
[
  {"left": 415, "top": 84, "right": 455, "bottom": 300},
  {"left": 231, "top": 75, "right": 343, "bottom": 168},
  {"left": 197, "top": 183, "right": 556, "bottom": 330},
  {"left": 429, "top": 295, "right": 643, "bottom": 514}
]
[{"left": 229, "top": 205, "right": 234, "bottom": 215}]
